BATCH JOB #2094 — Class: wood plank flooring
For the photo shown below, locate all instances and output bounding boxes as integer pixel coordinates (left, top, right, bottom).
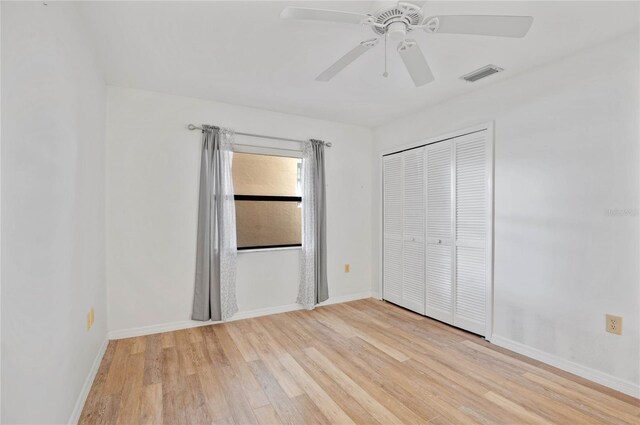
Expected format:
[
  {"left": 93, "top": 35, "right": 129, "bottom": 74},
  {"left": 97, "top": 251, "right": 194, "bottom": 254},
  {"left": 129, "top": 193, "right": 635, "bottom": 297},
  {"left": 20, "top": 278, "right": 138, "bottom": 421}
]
[{"left": 79, "top": 299, "right": 640, "bottom": 424}]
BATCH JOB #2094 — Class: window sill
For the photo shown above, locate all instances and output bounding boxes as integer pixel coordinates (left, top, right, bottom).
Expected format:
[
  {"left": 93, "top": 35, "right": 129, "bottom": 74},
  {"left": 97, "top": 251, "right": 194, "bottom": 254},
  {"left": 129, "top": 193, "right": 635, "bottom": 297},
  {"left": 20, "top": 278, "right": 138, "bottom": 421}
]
[{"left": 238, "top": 246, "right": 302, "bottom": 254}]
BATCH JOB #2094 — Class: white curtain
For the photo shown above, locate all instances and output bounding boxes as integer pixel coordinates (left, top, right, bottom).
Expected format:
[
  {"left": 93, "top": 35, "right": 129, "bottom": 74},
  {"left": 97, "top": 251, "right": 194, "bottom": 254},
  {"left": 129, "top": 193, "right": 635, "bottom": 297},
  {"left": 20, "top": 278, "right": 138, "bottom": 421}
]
[
  {"left": 218, "top": 128, "right": 239, "bottom": 320},
  {"left": 297, "top": 139, "right": 328, "bottom": 310},
  {"left": 298, "top": 141, "right": 316, "bottom": 309},
  {"left": 192, "top": 126, "right": 238, "bottom": 321}
]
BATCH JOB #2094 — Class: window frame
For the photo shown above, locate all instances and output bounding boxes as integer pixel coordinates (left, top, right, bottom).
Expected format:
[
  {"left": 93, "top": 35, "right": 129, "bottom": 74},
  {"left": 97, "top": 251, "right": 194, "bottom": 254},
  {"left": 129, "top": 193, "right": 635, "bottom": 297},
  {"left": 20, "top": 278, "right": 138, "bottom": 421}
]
[{"left": 232, "top": 148, "right": 303, "bottom": 252}]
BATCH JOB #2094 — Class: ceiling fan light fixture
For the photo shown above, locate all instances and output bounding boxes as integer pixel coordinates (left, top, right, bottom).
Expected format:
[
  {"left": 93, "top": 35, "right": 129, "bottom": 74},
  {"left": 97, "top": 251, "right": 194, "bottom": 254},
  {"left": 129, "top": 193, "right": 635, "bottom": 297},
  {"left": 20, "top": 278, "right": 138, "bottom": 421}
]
[{"left": 387, "top": 21, "right": 407, "bottom": 41}]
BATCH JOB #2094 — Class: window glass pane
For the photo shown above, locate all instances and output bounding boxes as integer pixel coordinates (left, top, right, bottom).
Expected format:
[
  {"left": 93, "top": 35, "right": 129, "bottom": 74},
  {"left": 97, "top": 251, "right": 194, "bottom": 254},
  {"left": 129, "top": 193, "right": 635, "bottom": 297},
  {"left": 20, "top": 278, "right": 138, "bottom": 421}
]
[
  {"left": 235, "top": 201, "right": 301, "bottom": 248},
  {"left": 233, "top": 152, "right": 301, "bottom": 196}
]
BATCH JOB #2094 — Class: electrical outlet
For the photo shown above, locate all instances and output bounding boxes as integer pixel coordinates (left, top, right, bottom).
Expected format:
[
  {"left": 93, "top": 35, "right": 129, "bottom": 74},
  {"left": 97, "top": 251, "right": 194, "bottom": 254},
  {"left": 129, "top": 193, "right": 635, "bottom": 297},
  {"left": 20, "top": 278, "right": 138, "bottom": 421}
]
[
  {"left": 606, "top": 314, "right": 622, "bottom": 335},
  {"left": 87, "top": 307, "right": 95, "bottom": 331},
  {"left": 344, "top": 264, "right": 350, "bottom": 273}
]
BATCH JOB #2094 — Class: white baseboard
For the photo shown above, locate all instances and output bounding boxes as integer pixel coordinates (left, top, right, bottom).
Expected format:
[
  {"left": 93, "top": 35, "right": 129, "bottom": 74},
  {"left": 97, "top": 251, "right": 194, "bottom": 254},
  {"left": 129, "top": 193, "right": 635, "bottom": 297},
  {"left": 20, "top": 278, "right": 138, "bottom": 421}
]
[
  {"left": 319, "top": 291, "right": 373, "bottom": 306},
  {"left": 107, "top": 291, "right": 372, "bottom": 340},
  {"left": 107, "top": 318, "right": 215, "bottom": 340},
  {"left": 231, "top": 303, "right": 301, "bottom": 321},
  {"left": 232, "top": 291, "right": 373, "bottom": 320},
  {"left": 490, "top": 335, "right": 640, "bottom": 399},
  {"left": 68, "top": 339, "right": 108, "bottom": 425}
]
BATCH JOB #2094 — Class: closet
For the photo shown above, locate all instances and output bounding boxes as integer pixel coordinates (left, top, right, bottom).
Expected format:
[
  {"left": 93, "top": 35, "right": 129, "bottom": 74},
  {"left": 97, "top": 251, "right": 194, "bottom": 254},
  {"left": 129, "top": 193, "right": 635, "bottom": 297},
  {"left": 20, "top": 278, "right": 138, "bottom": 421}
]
[{"left": 382, "top": 128, "right": 493, "bottom": 337}]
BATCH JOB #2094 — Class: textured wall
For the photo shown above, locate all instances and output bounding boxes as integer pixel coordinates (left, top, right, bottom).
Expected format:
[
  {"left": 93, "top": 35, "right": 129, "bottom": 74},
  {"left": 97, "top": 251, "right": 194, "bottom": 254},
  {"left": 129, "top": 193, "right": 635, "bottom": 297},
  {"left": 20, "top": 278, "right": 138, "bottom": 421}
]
[
  {"left": 1, "top": 2, "right": 107, "bottom": 423},
  {"left": 373, "top": 33, "right": 640, "bottom": 394},
  {"left": 106, "top": 86, "right": 374, "bottom": 331}
]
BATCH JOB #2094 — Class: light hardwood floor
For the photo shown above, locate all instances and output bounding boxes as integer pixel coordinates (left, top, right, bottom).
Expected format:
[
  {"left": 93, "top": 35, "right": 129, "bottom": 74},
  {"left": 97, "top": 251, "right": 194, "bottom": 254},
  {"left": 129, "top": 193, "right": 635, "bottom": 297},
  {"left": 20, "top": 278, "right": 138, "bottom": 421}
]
[{"left": 80, "top": 299, "right": 640, "bottom": 424}]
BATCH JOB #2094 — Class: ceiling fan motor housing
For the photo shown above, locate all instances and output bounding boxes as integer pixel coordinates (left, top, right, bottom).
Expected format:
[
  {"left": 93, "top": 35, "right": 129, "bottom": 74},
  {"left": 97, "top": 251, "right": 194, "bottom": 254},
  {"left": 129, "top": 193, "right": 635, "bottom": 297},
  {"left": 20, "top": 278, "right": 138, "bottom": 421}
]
[{"left": 371, "top": 3, "right": 424, "bottom": 37}]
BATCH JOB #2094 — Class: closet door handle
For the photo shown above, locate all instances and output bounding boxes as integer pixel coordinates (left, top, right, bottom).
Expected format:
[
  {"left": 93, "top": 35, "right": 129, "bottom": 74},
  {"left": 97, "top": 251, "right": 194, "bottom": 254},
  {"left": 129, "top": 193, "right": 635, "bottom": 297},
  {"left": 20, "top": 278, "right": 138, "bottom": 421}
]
[{"left": 437, "top": 239, "right": 442, "bottom": 244}]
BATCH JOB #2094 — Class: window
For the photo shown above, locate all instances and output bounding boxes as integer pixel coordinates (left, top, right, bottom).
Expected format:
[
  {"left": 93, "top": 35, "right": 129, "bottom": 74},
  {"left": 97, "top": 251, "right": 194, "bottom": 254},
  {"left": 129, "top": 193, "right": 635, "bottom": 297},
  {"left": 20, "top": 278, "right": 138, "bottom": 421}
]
[{"left": 232, "top": 152, "right": 302, "bottom": 250}]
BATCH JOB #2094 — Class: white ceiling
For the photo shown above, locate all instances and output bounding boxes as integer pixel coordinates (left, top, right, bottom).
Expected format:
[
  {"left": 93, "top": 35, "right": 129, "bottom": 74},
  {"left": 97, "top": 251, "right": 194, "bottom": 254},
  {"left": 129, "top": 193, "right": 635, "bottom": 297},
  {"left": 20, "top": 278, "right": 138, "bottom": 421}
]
[{"left": 77, "top": 1, "right": 639, "bottom": 127}]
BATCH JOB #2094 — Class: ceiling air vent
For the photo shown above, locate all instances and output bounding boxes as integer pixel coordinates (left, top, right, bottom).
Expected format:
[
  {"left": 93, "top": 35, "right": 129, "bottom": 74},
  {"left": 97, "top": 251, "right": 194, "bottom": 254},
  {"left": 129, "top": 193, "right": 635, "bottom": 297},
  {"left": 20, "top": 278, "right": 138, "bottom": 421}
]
[{"left": 461, "top": 65, "right": 504, "bottom": 82}]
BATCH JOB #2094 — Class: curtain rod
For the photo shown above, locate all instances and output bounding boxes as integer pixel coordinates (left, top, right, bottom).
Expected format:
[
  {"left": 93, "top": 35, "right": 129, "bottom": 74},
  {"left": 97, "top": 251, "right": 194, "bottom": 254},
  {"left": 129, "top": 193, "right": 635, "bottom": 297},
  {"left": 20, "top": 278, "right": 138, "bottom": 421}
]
[{"left": 187, "top": 124, "right": 332, "bottom": 147}]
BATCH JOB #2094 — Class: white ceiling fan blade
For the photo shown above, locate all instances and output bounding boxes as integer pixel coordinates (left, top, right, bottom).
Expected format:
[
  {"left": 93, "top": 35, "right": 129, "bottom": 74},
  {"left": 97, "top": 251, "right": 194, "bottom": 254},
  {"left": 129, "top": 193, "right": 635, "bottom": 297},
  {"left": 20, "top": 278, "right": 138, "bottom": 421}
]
[
  {"left": 316, "top": 39, "right": 378, "bottom": 82},
  {"left": 397, "top": 39, "right": 434, "bottom": 87},
  {"left": 280, "top": 7, "right": 369, "bottom": 25},
  {"left": 424, "top": 15, "right": 533, "bottom": 38}
]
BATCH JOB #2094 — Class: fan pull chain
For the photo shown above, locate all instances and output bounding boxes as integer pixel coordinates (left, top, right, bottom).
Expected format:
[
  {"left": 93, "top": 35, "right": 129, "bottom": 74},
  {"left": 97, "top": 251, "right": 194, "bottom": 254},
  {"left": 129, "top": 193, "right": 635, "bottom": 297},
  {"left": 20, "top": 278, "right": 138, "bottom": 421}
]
[{"left": 383, "top": 33, "right": 389, "bottom": 78}]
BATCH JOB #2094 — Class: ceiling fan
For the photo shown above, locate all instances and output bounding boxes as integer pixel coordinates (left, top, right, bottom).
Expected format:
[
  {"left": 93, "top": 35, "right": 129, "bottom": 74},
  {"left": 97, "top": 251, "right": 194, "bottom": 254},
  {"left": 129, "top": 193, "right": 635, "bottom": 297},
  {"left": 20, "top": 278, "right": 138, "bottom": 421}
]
[{"left": 280, "top": 2, "right": 533, "bottom": 87}]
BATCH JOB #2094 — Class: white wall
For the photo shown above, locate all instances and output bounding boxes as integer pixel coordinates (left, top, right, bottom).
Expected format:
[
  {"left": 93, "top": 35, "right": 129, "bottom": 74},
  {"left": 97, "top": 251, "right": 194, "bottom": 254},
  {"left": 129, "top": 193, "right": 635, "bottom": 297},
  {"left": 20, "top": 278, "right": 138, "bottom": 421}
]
[
  {"left": 106, "top": 87, "right": 373, "bottom": 333},
  {"left": 373, "top": 32, "right": 640, "bottom": 395},
  {"left": 1, "top": 2, "right": 107, "bottom": 423}
]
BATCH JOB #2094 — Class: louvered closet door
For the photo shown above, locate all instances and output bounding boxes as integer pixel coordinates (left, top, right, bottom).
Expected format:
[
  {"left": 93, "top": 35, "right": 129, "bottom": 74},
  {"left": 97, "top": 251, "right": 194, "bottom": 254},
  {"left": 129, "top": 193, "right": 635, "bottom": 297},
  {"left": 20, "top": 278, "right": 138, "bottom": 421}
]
[
  {"left": 402, "top": 148, "right": 426, "bottom": 314},
  {"left": 454, "top": 130, "right": 490, "bottom": 336},
  {"left": 383, "top": 154, "right": 403, "bottom": 306},
  {"left": 425, "top": 141, "right": 454, "bottom": 324}
]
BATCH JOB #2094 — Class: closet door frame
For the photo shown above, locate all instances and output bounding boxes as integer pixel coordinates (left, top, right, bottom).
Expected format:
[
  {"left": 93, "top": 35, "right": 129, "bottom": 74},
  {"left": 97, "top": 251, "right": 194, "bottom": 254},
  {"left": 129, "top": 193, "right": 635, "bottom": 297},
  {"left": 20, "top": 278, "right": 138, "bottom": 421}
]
[{"left": 378, "top": 121, "right": 494, "bottom": 340}]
